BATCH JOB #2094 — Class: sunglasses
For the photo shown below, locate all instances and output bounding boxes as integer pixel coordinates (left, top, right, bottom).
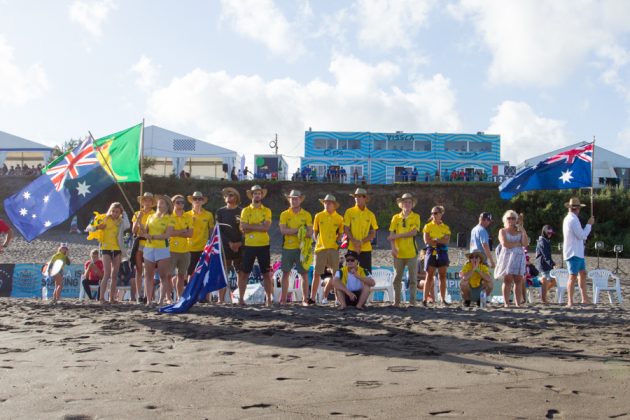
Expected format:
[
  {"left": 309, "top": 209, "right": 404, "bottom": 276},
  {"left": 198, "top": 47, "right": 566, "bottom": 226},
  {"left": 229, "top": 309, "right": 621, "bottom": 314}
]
[
  {"left": 470, "top": 256, "right": 481, "bottom": 259},
  {"left": 431, "top": 211, "right": 441, "bottom": 215},
  {"left": 507, "top": 217, "right": 516, "bottom": 220},
  {"left": 402, "top": 219, "right": 406, "bottom": 227},
  {"left": 193, "top": 197, "right": 204, "bottom": 201},
  {"left": 345, "top": 258, "right": 356, "bottom": 263},
  {"left": 175, "top": 200, "right": 185, "bottom": 204}
]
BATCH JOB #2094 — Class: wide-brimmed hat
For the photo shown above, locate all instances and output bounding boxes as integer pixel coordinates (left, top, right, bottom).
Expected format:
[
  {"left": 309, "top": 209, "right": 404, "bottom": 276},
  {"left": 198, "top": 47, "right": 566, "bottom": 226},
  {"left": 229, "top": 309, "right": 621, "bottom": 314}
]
[
  {"left": 350, "top": 188, "right": 370, "bottom": 202},
  {"left": 284, "top": 189, "right": 305, "bottom": 203},
  {"left": 246, "top": 185, "right": 268, "bottom": 200},
  {"left": 137, "top": 192, "right": 157, "bottom": 207},
  {"left": 171, "top": 194, "right": 186, "bottom": 204},
  {"left": 221, "top": 187, "right": 241, "bottom": 204},
  {"left": 565, "top": 197, "right": 586, "bottom": 208},
  {"left": 396, "top": 193, "right": 417, "bottom": 208},
  {"left": 187, "top": 191, "right": 208, "bottom": 205},
  {"left": 465, "top": 250, "right": 486, "bottom": 263},
  {"left": 157, "top": 195, "right": 174, "bottom": 213},
  {"left": 319, "top": 194, "right": 340, "bottom": 209}
]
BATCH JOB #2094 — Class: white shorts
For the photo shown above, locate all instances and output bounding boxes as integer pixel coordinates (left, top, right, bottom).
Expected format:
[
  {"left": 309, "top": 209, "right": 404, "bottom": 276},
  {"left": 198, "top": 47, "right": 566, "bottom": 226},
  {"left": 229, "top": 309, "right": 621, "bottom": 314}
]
[{"left": 143, "top": 247, "right": 170, "bottom": 262}]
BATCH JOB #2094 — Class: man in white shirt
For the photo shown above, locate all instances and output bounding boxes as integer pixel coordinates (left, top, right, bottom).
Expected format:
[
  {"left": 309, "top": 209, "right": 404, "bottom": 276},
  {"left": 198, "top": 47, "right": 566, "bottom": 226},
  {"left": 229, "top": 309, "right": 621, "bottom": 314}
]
[
  {"left": 562, "top": 197, "right": 595, "bottom": 307},
  {"left": 331, "top": 251, "right": 375, "bottom": 310}
]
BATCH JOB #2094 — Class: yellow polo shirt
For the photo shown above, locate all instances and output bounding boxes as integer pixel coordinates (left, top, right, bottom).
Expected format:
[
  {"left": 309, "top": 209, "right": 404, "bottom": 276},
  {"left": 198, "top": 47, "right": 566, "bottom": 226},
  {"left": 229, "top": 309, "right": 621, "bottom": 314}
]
[
  {"left": 313, "top": 210, "right": 344, "bottom": 252},
  {"left": 187, "top": 209, "right": 214, "bottom": 252},
  {"left": 423, "top": 221, "right": 451, "bottom": 240},
  {"left": 343, "top": 205, "right": 378, "bottom": 252},
  {"left": 240, "top": 204, "right": 272, "bottom": 247},
  {"left": 100, "top": 217, "right": 121, "bottom": 251},
  {"left": 461, "top": 262, "right": 490, "bottom": 288},
  {"left": 170, "top": 211, "right": 193, "bottom": 253},
  {"left": 132, "top": 209, "right": 155, "bottom": 246},
  {"left": 279, "top": 208, "right": 313, "bottom": 250},
  {"left": 389, "top": 212, "right": 420, "bottom": 259},
  {"left": 145, "top": 214, "right": 174, "bottom": 249}
]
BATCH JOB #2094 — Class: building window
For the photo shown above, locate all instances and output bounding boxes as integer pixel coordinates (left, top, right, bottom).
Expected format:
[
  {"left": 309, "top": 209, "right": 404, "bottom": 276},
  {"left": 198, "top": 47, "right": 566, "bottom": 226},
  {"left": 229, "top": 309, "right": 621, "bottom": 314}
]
[
  {"left": 349, "top": 166, "right": 363, "bottom": 177},
  {"left": 374, "top": 140, "right": 387, "bottom": 150},
  {"left": 348, "top": 139, "right": 361, "bottom": 149},
  {"left": 445, "top": 140, "right": 467, "bottom": 152},
  {"left": 414, "top": 140, "right": 431, "bottom": 151},
  {"left": 390, "top": 140, "right": 414, "bottom": 151},
  {"left": 313, "top": 138, "right": 336, "bottom": 149},
  {"left": 469, "top": 142, "right": 491, "bottom": 152}
]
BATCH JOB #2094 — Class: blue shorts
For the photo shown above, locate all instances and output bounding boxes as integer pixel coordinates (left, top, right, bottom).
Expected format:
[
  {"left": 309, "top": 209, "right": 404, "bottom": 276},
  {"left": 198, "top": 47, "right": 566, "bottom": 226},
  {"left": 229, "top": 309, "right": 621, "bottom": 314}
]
[{"left": 566, "top": 256, "right": 586, "bottom": 275}]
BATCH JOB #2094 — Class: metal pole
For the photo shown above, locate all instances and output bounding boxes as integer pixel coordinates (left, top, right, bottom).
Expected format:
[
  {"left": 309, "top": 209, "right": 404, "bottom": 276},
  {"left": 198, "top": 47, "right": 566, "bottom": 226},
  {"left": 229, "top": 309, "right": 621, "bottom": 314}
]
[
  {"left": 590, "top": 136, "right": 596, "bottom": 215},
  {"left": 140, "top": 119, "right": 145, "bottom": 198}
]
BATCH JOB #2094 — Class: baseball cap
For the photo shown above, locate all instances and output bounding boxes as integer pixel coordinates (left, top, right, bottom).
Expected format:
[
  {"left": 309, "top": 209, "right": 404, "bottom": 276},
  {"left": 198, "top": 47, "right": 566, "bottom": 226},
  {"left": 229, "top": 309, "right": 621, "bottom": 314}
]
[{"left": 480, "top": 212, "right": 493, "bottom": 221}]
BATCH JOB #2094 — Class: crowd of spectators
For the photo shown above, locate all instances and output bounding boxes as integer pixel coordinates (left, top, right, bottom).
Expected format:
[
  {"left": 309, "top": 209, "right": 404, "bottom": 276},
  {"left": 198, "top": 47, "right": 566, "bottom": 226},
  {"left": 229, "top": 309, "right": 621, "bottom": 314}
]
[{"left": 0, "top": 163, "right": 42, "bottom": 177}]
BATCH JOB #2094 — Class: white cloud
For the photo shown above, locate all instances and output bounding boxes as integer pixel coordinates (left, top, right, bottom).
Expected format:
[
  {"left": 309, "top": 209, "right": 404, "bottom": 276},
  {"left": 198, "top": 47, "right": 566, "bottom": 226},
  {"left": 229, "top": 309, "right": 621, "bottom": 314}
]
[
  {"left": 69, "top": 0, "right": 117, "bottom": 37},
  {"left": 0, "top": 35, "right": 49, "bottom": 107},
  {"left": 145, "top": 54, "right": 461, "bottom": 162},
  {"left": 220, "top": 0, "right": 305, "bottom": 57},
  {"left": 450, "top": 0, "right": 630, "bottom": 86},
  {"left": 130, "top": 55, "right": 159, "bottom": 90},
  {"left": 356, "top": 0, "right": 435, "bottom": 50},
  {"left": 487, "top": 101, "right": 570, "bottom": 164}
]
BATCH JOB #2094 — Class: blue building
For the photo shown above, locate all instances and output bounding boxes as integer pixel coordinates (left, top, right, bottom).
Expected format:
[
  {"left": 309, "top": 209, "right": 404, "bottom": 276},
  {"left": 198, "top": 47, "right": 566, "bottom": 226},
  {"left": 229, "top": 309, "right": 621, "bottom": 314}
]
[{"left": 300, "top": 130, "right": 508, "bottom": 184}]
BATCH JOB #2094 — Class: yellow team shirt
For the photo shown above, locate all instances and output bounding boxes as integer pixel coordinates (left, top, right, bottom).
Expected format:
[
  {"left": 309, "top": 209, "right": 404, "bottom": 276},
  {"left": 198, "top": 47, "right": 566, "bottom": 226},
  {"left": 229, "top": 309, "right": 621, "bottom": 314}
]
[
  {"left": 343, "top": 205, "right": 379, "bottom": 252},
  {"left": 132, "top": 209, "right": 155, "bottom": 246},
  {"left": 423, "top": 221, "right": 451, "bottom": 241},
  {"left": 461, "top": 262, "right": 490, "bottom": 288},
  {"left": 100, "top": 217, "right": 121, "bottom": 251},
  {"left": 279, "top": 208, "right": 313, "bottom": 250},
  {"left": 145, "top": 214, "right": 174, "bottom": 249},
  {"left": 170, "top": 211, "right": 193, "bottom": 253},
  {"left": 240, "top": 204, "right": 272, "bottom": 247},
  {"left": 389, "top": 211, "right": 421, "bottom": 259},
  {"left": 187, "top": 209, "right": 214, "bottom": 252},
  {"left": 313, "top": 210, "right": 344, "bottom": 252}
]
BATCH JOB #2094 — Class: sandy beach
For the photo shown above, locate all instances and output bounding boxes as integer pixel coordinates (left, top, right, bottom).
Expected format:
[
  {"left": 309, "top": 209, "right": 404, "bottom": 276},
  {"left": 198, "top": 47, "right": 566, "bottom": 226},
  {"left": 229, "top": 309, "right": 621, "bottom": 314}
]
[{"left": 1, "top": 231, "right": 630, "bottom": 418}]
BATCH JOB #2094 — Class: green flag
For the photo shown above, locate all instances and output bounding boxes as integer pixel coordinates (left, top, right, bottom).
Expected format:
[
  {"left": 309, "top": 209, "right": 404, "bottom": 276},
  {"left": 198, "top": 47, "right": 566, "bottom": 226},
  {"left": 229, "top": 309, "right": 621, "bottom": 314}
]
[{"left": 93, "top": 123, "right": 142, "bottom": 183}]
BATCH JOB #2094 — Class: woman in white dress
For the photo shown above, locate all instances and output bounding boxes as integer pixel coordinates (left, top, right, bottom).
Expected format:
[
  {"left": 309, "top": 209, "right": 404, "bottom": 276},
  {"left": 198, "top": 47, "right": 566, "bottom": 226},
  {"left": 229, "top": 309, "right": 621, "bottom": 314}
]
[{"left": 495, "top": 210, "right": 529, "bottom": 307}]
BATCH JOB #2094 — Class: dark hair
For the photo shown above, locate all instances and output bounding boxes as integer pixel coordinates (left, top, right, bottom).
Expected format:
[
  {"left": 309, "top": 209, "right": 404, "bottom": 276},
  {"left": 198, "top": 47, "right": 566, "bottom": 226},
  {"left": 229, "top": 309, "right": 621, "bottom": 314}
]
[{"left": 345, "top": 250, "right": 359, "bottom": 260}]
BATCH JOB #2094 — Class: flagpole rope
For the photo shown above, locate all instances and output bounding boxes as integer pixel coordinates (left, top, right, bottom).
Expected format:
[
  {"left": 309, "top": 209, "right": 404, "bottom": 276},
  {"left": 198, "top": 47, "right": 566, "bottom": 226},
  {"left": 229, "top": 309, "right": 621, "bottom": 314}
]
[{"left": 591, "top": 136, "right": 596, "bottom": 216}]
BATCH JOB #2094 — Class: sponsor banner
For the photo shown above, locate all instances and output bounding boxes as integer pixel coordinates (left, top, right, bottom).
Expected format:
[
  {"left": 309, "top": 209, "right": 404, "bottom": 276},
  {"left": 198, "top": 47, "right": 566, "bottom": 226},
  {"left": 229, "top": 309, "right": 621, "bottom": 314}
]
[{"left": 9, "top": 264, "right": 83, "bottom": 298}]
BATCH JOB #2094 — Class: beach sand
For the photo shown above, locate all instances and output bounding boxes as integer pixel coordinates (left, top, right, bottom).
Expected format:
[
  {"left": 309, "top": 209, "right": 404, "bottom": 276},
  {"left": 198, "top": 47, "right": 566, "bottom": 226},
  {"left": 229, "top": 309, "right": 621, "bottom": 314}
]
[{"left": 1, "top": 232, "right": 630, "bottom": 419}]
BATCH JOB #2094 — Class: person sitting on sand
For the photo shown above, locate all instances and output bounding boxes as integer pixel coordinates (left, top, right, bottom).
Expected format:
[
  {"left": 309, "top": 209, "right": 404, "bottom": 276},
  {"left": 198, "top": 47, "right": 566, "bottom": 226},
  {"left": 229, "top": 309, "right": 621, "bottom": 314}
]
[
  {"left": 459, "top": 250, "right": 492, "bottom": 307},
  {"left": 46, "top": 243, "right": 71, "bottom": 302},
  {"left": 331, "top": 251, "right": 375, "bottom": 310},
  {"left": 82, "top": 249, "right": 103, "bottom": 300}
]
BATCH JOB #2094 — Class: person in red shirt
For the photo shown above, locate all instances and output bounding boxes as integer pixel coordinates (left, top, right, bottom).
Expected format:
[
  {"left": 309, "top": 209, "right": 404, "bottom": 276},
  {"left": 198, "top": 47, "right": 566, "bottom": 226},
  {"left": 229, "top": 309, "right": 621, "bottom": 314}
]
[
  {"left": 0, "top": 219, "right": 13, "bottom": 254},
  {"left": 83, "top": 249, "right": 104, "bottom": 300}
]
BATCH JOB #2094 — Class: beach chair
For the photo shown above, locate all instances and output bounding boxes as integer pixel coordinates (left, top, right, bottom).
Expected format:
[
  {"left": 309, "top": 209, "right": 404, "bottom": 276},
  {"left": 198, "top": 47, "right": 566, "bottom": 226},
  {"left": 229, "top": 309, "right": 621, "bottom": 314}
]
[
  {"left": 368, "top": 269, "right": 395, "bottom": 303},
  {"left": 588, "top": 269, "right": 623, "bottom": 304},
  {"left": 272, "top": 269, "right": 302, "bottom": 302},
  {"left": 550, "top": 268, "right": 571, "bottom": 303}
]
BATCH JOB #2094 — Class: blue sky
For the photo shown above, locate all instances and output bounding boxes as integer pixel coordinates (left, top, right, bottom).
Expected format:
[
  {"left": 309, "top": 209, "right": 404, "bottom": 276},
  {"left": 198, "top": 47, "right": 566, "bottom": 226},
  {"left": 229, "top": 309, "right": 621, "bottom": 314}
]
[{"left": 1, "top": 0, "right": 629, "bottom": 170}]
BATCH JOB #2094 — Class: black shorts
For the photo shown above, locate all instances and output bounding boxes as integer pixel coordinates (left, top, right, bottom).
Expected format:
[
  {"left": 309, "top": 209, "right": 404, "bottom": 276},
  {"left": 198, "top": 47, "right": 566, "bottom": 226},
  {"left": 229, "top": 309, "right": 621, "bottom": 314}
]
[
  {"left": 102, "top": 250, "right": 122, "bottom": 257},
  {"left": 188, "top": 251, "right": 203, "bottom": 276},
  {"left": 357, "top": 252, "right": 372, "bottom": 275},
  {"left": 241, "top": 246, "right": 271, "bottom": 274},
  {"left": 341, "top": 288, "right": 363, "bottom": 306},
  {"left": 424, "top": 249, "right": 449, "bottom": 270}
]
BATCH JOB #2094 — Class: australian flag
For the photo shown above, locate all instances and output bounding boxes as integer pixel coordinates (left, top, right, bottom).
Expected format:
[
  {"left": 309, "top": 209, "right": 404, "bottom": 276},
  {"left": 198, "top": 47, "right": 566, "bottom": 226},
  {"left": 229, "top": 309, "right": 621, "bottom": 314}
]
[
  {"left": 159, "top": 224, "right": 228, "bottom": 314},
  {"left": 499, "top": 143, "right": 593, "bottom": 200},
  {"left": 3, "top": 138, "right": 115, "bottom": 241}
]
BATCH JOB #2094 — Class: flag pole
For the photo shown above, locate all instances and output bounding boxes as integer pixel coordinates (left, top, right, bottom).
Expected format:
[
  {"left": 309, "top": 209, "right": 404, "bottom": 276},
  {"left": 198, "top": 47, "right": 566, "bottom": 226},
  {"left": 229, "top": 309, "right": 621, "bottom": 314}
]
[
  {"left": 89, "top": 131, "right": 135, "bottom": 215},
  {"left": 140, "top": 118, "right": 145, "bottom": 200},
  {"left": 590, "top": 136, "right": 596, "bottom": 215}
]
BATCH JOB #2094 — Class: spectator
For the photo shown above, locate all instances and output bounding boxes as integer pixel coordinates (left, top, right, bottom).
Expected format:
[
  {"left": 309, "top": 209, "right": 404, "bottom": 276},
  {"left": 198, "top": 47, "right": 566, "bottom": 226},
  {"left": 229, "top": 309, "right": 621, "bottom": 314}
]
[
  {"left": 82, "top": 249, "right": 104, "bottom": 300},
  {"left": 0, "top": 219, "right": 13, "bottom": 253}
]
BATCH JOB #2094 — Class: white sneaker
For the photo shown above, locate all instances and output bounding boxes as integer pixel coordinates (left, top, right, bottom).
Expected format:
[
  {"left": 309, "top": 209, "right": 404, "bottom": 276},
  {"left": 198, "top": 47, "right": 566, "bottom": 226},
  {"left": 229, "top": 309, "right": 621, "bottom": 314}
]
[{"left": 321, "top": 298, "right": 328, "bottom": 305}]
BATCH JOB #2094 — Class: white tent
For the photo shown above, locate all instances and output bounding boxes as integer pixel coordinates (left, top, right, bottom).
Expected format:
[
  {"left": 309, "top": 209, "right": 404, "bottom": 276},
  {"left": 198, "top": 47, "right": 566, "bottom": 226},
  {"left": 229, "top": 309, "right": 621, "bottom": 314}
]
[
  {"left": 143, "top": 125, "right": 237, "bottom": 178},
  {"left": 0, "top": 130, "right": 53, "bottom": 167}
]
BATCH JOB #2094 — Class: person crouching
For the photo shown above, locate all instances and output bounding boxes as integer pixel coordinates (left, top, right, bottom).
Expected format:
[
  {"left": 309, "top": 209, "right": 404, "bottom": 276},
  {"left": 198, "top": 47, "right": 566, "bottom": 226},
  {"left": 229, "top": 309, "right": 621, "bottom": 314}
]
[
  {"left": 331, "top": 251, "right": 375, "bottom": 310},
  {"left": 459, "top": 250, "right": 492, "bottom": 307}
]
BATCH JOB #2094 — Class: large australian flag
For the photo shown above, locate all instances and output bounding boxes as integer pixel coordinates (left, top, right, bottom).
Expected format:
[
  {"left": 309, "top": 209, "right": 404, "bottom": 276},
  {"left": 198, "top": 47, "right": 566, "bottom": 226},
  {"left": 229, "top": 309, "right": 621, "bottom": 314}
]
[
  {"left": 499, "top": 143, "right": 593, "bottom": 200},
  {"left": 3, "top": 138, "right": 115, "bottom": 241},
  {"left": 159, "top": 224, "right": 228, "bottom": 314}
]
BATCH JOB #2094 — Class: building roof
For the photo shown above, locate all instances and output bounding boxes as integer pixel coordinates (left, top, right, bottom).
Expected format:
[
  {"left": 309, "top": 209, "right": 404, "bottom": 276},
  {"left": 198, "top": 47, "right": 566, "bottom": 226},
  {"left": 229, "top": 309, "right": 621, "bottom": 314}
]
[
  {"left": 0, "top": 130, "right": 53, "bottom": 152},
  {"left": 143, "top": 125, "right": 236, "bottom": 159}
]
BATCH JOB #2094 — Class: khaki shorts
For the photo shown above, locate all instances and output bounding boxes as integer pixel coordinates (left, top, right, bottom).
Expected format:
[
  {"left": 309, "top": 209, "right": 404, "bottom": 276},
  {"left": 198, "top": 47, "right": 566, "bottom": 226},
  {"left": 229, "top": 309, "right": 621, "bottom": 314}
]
[
  {"left": 314, "top": 248, "right": 339, "bottom": 276},
  {"left": 281, "top": 248, "right": 308, "bottom": 274},
  {"left": 170, "top": 252, "right": 190, "bottom": 275}
]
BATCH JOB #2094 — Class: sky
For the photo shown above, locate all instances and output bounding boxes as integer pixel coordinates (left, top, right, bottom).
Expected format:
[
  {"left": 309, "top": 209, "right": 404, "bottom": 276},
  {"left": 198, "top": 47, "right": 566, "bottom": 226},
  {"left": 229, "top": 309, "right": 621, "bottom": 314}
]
[{"left": 1, "top": 0, "right": 630, "bottom": 171}]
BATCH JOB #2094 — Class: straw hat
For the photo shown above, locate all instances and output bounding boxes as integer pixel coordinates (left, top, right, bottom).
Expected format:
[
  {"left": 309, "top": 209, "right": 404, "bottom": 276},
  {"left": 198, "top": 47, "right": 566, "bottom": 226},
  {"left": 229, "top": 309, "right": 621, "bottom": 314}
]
[
  {"left": 396, "top": 193, "right": 417, "bottom": 208},
  {"left": 221, "top": 187, "right": 241, "bottom": 205},
  {"left": 171, "top": 194, "right": 185, "bottom": 204},
  {"left": 187, "top": 191, "right": 208, "bottom": 205},
  {"left": 465, "top": 249, "right": 486, "bottom": 263},
  {"left": 246, "top": 185, "right": 268, "bottom": 200},
  {"left": 349, "top": 188, "right": 370, "bottom": 202},
  {"left": 284, "top": 189, "right": 305, "bottom": 203},
  {"left": 157, "top": 195, "right": 174, "bottom": 213},
  {"left": 319, "top": 194, "right": 340, "bottom": 209},
  {"left": 565, "top": 197, "right": 586, "bottom": 208},
  {"left": 137, "top": 192, "right": 157, "bottom": 207}
]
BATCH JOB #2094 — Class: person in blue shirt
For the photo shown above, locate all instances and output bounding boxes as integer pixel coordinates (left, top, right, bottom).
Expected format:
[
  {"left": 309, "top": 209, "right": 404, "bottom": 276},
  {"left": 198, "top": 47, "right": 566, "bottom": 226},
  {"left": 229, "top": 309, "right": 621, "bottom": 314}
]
[{"left": 469, "top": 212, "right": 495, "bottom": 268}]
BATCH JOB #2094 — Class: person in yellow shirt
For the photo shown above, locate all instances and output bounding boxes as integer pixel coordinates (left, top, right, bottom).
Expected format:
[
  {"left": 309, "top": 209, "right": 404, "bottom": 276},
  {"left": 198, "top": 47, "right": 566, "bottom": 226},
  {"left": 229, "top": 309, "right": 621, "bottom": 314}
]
[
  {"left": 343, "top": 188, "right": 378, "bottom": 274},
  {"left": 95, "top": 202, "right": 124, "bottom": 303},
  {"left": 170, "top": 194, "right": 193, "bottom": 300},
  {"left": 459, "top": 250, "right": 492, "bottom": 307},
  {"left": 135, "top": 195, "right": 174, "bottom": 306},
  {"left": 279, "top": 190, "right": 313, "bottom": 305},
  {"left": 238, "top": 185, "right": 273, "bottom": 306},
  {"left": 186, "top": 191, "right": 214, "bottom": 279},
  {"left": 422, "top": 205, "right": 451, "bottom": 306},
  {"left": 312, "top": 194, "right": 344, "bottom": 304},
  {"left": 131, "top": 192, "right": 156, "bottom": 303},
  {"left": 388, "top": 193, "right": 421, "bottom": 306},
  {"left": 45, "top": 243, "right": 71, "bottom": 302}
]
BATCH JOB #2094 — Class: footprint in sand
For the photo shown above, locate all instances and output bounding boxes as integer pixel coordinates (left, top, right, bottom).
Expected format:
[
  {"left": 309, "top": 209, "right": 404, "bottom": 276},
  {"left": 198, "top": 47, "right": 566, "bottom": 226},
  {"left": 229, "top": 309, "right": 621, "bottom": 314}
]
[
  {"left": 330, "top": 412, "right": 368, "bottom": 418},
  {"left": 241, "top": 403, "right": 272, "bottom": 409},
  {"left": 387, "top": 366, "right": 418, "bottom": 373},
  {"left": 354, "top": 380, "right": 382, "bottom": 389}
]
